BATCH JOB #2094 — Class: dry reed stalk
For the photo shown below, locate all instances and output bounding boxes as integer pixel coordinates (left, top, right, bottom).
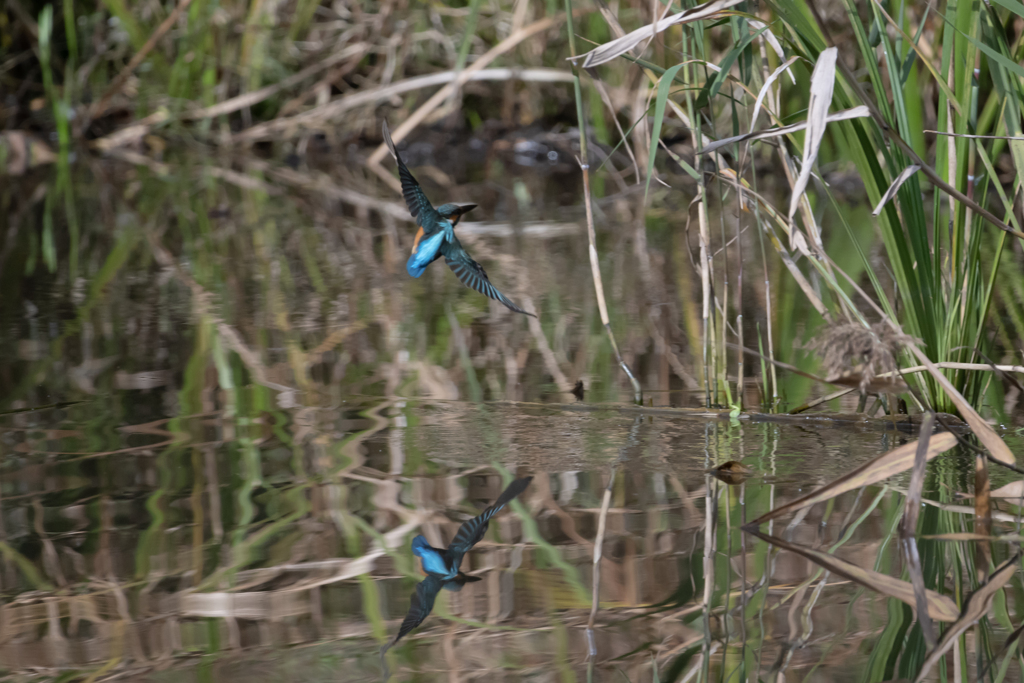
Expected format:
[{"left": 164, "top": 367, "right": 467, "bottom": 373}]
[
  {"left": 87, "top": 0, "right": 195, "bottom": 123},
  {"left": 745, "top": 526, "right": 959, "bottom": 623},
  {"left": 902, "top": 413, "right": 936, "bottom": 646},
  {"left": 709, "top": 168, "right": 836, "bottom": 321},
  {"left": 903, "top": 536, "right": 938, "bottom": 649},
  {"left": 521, "top": 297, "right": 573, "bottom": 394},
  {"left": 913, "top": 553, "right": 1020, "bottom": 683},
  {"left": 573, "top": 0, "right": 744, "bottom": 68},
  {"left": 102, "top": 147, "right": 171, "bottom": 175},
  {"left": 560, "top": 1, "right": 640, "bottom": 404},
  {"left": 975, "top": 449, "right": 993, "bottom": 573},
  {"left": 700, "top": 107, "right": 870, "bottom": 155},
  {"left": 188, "top": 42, "right": 371, "bottom": 120},
  {"left": 585, "top": 466, "right": 616, "bottom": 656},
  {"left": 787, "top": 385, "right": 857, "bottom": 414},
  {"left": 734, "top": 218, "right": 743, "bottom": 410},
  {"left": 87, "top": 38, "right": 365, "bottom": 151},
  {"left": 277, "top": 52, "right": 364, "bottom": 117},
  {"left": 747, "top": 432, "right": 957, "bottom": 527},
  {"left": 588, "top": 74, "right": 641, "bottom": 180},
  {"left": 698, "top": 197, "right": 713, "bottom": 405},
  {"left": 236, "top": 67, "right": 573, "bottom": 145},
  {"left": 579, "top": 159, "right": 642, "bottom": 403},
  {"left": 89, "top": 109, "right": 171, "bottom": 153},
  {"left": 700, "top": 475, "right": 716, "bottom": 680},
  {"left": 646, "top": 316, "right": 699, "bottom": 388},
  {"left": 735, "top": 341, "right": 1024, "bottom": 416},
  {"left": 763, "top": 276, "right": 778, "bottom": 407},
  {"left": 366, "top": 15, "right": 562, "bottom": 172}
]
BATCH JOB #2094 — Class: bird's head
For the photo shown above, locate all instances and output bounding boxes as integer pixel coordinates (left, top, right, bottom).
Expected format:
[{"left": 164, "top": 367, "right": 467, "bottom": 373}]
[
  {"left": 411, "top": 535, "right": 432, "bottom": 558},
  {"left": 436, "top": 203, "right": 478, "bottom": 227}
]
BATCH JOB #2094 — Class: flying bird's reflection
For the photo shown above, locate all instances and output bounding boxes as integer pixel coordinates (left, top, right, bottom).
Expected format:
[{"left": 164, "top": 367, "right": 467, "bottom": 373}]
[{"left": 380, "top": 476, "right": 533, "bottom": 678}]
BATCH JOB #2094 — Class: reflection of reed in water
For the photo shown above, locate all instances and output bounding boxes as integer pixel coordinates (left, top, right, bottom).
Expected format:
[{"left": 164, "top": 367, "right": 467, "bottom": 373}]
[
  {"left": 0, "top": 396, "right": 703, "bottom": 677},
  {"left": 2, "top": 159, "right": 1004, "bottom": 679},
  {"left": 1, "top": 396, "right": 999, "bottom": 680}
]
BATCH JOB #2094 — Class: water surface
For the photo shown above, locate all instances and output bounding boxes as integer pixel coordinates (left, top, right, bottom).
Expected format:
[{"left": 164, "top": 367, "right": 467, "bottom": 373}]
[{"left": 0, "top": 156, "right": 1019, "bottom": 682}]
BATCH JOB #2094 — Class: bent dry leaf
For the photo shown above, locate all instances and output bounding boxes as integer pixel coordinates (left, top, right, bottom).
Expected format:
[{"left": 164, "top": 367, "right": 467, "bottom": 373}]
[
  {"left": 904, "top": 343, "right": 1017, "bottom": 466},
  {"left": 745, "top": 432, "right": 957, "bottom": 527},
  {"left": 903, "top": 537, "right": 938, "bottom": 648},
  {"left": 700, "top": 106, "right": 869, "bottom": 155},
  {"left": 913, "top": 552, "right": 1022, "bottom": 683},
  {"left": 788, "top": 47, "right": 838, "bottom": 222},
  {"left": 986, "top": 481, "right": 1024, "bottom": 499},
  {"left": 871, "top": 164, "right": 922, "bottom": 217},
  {"left": 901, "top": 420, "right": 935, "bottom": 651},
  {"left": 901, "top": 413, "right": 934, "bottom": 537},
  {"left": 748, "top": 57, "right": 800, "bottom": 134},
  {"left": 745, "top": 19, "right": 794, "bottom": 83},
  {"left": 923, "top": 533, "right": 1024, "bottom": 542},
  {"left": 744, "top": 527, "right": 960, "bottom": 622},
  {"left": 575, "top": 0, "right": 744, "bottom": 68}
]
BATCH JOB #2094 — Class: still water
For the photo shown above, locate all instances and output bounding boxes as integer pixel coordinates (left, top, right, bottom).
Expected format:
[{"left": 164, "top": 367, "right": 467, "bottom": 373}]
[{"left": 0, "top": 154, "right": 1020, "bottom": 681}]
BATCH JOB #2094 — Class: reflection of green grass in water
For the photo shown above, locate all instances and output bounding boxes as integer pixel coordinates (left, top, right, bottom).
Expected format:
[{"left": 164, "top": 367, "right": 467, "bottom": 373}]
[
  {"left": 0, "top": 541, "right": 54, "bottom": 591},
  {"left": 135, "top": 321, "right": 207, "bottom": 580},
  {"left": 359, "top": 574, "right": 387, "bottom": 643},
  {"left": 489, "top": 463, "right": 590, "bottom": 606},
  {"left": 1, "top": 228, "right": 139, "bottom": 412}
]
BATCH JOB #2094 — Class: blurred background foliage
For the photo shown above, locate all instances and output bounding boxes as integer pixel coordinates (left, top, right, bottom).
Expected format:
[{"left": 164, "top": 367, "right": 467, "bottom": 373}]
[{"left": 3, "top": 0, "right": 1024, "bottom": 417}]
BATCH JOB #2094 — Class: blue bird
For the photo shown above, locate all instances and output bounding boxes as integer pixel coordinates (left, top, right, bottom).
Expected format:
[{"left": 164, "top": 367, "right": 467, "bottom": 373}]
[
  {"left": 382, "top": 121, "right": 535, "bottom": 317},
  {"left": 380, "top": 476, "right": 533, "bottom": 673}
]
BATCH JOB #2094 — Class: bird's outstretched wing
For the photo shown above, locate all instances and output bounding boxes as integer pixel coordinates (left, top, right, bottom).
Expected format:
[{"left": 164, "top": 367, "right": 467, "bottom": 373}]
[
  {"left": 446, "top": 477, "right": 533, "bottom": 568},
  {"left": 379, "top": 572, "right": 482, "bottom": 680},
  {"left": 394, "top": 574, "right": 444, "bottom": 644},
  {"left": 379, "top": 573, "right": 444, "bottom": 677},
  {"left": 440, "top": 240, "right": 535, "bottom": 317},
  {"left": 383, "top": 120, "right": 441, "bottom": 229}
]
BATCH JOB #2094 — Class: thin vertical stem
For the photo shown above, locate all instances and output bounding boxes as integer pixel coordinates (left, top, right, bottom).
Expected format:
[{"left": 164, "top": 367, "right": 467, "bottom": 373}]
[
  {"left": 586, "top": 466, "right": 615, "bottom": 654},
  {"left": 564, "top": 0, "right": 642, "bottom": 404},
  {"left": 699, "top": 198, "right": 714, "bottom": 407},
  {"left": 752, "top": 24, "right": 778, "bottom": 410}
]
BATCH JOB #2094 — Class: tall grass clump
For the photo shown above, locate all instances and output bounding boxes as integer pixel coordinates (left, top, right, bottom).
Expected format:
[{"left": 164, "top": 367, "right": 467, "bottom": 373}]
[
  {"left": 576, "top": 0, "right": 1024, "bottom": 416},
  {"left": 777, "top": 0, "right": 1024, "bottom": 414},
  {"left": 576, "top": 3, "right": 1024, "bottom": 677}
]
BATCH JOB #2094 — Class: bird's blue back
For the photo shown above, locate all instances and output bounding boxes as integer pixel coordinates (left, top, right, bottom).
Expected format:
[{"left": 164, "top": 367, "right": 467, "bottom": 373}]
[
  {"left": 407, "top": 231, "right": 446, "bottom": 278},
  {"left": 412, "top": 534, "right": 452, "bottom": 576}
]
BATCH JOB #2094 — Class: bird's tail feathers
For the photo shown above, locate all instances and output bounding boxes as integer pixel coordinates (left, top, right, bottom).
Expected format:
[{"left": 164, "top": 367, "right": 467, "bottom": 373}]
[
  {"left": 491, "top": 476, "right": 533, "bottom": 513},
  {"left": 379, "top": 641, "right": 395, "bottom": 681},
  {"left": 382, "top": 120, "right": 399, "bottom": 162},
  {"left": 444, "top": 573, "right": 483, "bottom": 591}
]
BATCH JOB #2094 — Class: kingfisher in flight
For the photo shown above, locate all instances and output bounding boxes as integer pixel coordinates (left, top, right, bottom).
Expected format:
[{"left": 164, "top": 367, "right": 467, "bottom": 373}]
[
  {"left": 379, "top": 476, "right": 533, "bottom": 674},
  {"left": 382, "top": 121, "right": 534, "bottom": 317}
]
